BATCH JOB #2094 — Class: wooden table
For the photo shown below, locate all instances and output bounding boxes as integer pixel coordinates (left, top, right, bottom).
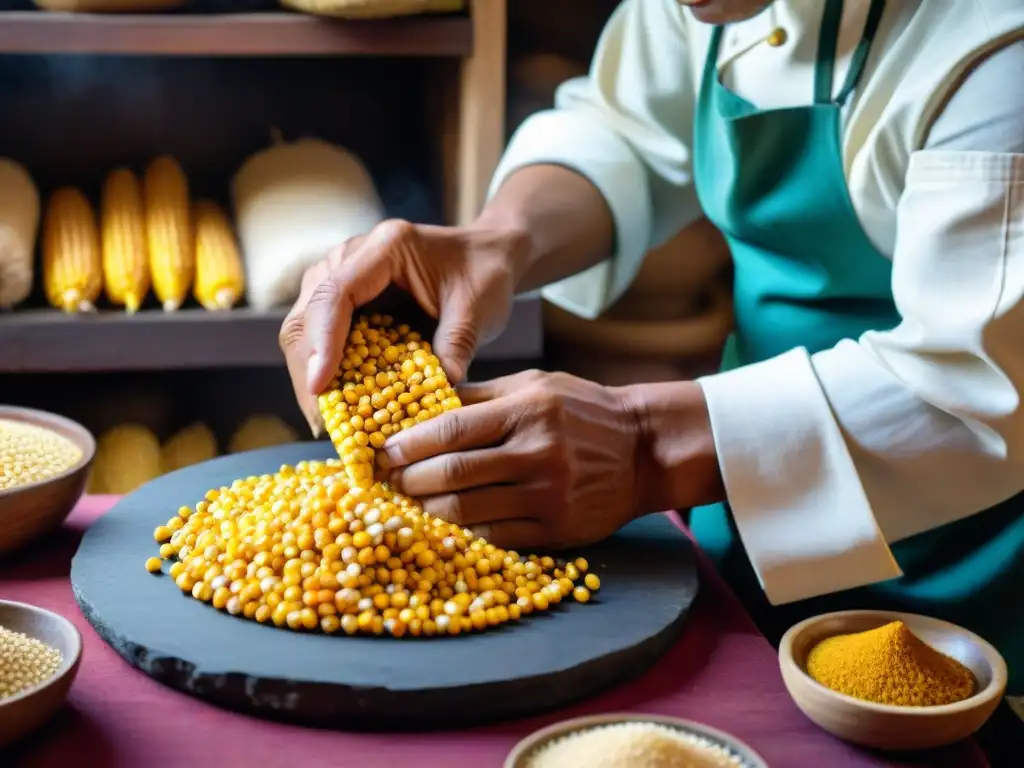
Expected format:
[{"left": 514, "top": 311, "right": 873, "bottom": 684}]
[{"left": 1, "top": 496, "right": 987, "bottom": 767}]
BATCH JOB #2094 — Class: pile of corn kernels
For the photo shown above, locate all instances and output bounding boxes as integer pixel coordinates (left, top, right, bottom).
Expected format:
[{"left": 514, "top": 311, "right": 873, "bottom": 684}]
[
  {"left": 0, "top": 418, "right": 82, "bottom": 491},
  {"left": 146, "top": 316, "right": 601, "bottom": 637},
  {"left": 0, "top": 625, "right": 64, "bottom": 700}
]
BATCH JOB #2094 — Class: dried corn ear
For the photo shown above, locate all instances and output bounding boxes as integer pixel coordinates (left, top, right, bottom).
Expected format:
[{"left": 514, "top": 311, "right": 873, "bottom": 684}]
[
  {"left": 0, "top": 158, "right": 40, "bottom": 310},
  {"left": 193, "top": 200, "right": 245, "bottom": 311},
  {"left": 42, "top": 186, "right": 102, "bottom": 313},
  {"left": 144, "top": 156, "right": 193, "bottom": 312},
  {"left": 91, "top": 423, "right": 163, "bottom": 495},
  {"left": 318, "top": 315, "right": 461, "bottom": 487},
  {"left": 101, "top": 168, "right": 149, "bottom": 313},
  {"left": 228, "top": 414, "right": 298, "bottom": 454},
  {"left": 161, "top": 422, "right": 218, "bottom": 473}
]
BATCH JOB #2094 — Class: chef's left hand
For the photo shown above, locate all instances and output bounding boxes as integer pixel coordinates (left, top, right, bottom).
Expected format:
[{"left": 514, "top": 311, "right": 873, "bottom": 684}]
[{"left": 382, "top": 370, "right": 644, "bottom": 550}]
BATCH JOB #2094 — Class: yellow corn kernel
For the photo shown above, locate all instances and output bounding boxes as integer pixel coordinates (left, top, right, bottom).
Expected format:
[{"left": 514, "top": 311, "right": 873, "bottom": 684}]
[
  {"left": 144, "top": 156, "right": 192, "bottom": 312},
  {"left": 42, "top": 186, "right": 102, "bottom": 313},
  {"left": 193, "top": 200, "right": 244, "bottom": 311},
  {"left": 101, "top": 168, "right": 150, "bottom": 313}
]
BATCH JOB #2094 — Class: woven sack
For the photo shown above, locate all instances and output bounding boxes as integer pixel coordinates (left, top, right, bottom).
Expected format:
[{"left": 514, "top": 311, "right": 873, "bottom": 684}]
[{"left": 280, "top": 0, "right": 463, "bottom": 19}]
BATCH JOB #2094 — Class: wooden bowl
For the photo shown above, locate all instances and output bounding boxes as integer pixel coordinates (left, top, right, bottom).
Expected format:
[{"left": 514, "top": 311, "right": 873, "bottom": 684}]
[
  {"left": 0, "top": 406, "right": 95, "bottom": 555},
  {"left": 779, "top": 610, "right": 1007, "bottom": 751},
  {"left": 0, "top": 600, "right": 83, "bottom": 748},
  {"left": 505, "top": 713, "right": 768, "bottom": 767}
]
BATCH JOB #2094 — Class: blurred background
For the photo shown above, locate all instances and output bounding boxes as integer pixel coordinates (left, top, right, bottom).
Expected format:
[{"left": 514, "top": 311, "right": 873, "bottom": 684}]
[{"left": 0, "top": 0, "right": 732, "bottom": 491}]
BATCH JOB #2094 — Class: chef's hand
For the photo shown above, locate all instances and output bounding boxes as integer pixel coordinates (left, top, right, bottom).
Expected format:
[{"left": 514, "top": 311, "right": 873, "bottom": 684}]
[
  {"left": 279, "top": 219, "right": 527, "bottom": 433},
  {"left": 382, "top": 370, "right": 646, "bottom": 550}
]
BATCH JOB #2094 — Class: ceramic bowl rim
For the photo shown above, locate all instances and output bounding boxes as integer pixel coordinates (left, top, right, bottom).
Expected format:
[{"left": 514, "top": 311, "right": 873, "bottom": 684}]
[
  {"left": 0, "top": 599, "right": 82, "bottom": 707},
  {"left": 504, "top": 712, "right": 769, "bottom": 768},
  {"left": 779, "top": 609, "right": 1008, "bottom": 717},
  {"left": 0, "top": 405, "right": 95, "bottom": 501}
]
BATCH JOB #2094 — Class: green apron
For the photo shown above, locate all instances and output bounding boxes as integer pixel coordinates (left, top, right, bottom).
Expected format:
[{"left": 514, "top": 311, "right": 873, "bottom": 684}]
[{"left": 689, "top": 0, "right": 1024, "bottom": 695}]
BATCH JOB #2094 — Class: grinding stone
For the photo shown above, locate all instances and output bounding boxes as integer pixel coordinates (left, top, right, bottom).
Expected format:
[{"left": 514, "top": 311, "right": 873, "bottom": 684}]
[{"left": 71, "top": 442, "right": 699, "bottom": 730}]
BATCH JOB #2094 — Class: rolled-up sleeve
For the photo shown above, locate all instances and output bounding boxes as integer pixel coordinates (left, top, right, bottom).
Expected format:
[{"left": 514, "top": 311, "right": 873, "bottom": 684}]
[
  {"left": 697, "top": 43, "right": 1024, "bottom": 606},
  {"left": 489, "top": 0, "right": 703, "bottom": 319}
]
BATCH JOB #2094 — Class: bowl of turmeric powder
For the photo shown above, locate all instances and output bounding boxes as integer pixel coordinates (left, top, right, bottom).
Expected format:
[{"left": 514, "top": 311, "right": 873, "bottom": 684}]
[{"left": 779, "top": 610, "right": 1007, "bottom": 751}]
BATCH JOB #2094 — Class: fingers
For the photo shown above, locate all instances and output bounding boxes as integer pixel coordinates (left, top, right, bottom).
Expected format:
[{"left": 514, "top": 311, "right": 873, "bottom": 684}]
[
  {"left": 432, "top": 290, "right": 478, "bottom": 384},
  {"left": 456, "top": 369, "right": 547, "bottom": 406},
  {"left": 389, "top": 446, "right": 519, "bottom": 497},
  {"left": 419, "top": 484, "right": 532, "bottom": 527},
  {"left": 280, "top": 261, "right": 333, "bottom": 435},
  {"left": 468, "top": 519, "right": 548, "bottom": 551},
  {"left": 383, "top": 398, "right": 514, "bottom": 468},
  {"left": 302, "top": 228, "right": 398, "bottom": 394}
]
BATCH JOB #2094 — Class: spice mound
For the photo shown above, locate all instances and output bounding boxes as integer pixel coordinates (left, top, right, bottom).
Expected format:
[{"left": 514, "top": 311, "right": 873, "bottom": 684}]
[
  {"left": 144, "top": 316, "right": 603, "bottom": 637},
  {"left": 806, "top": 620, "right": 975, "bottom": 706},
  {"left": 522, "top": 722, "right": 748, "bottom": 768},
  {"left": 0, "top": 625, "right": 64, "bottom": 700},
  {"left": 0, "top": 418, "right": 82, "bottom": 491}
]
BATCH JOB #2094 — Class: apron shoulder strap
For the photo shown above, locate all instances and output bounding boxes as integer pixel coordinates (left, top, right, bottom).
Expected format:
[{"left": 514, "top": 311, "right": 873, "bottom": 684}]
[
  {"left": 815, "top": 0, "right": 887, "bottom": 106},
  {"left": 835, "top": 0, "right": 887, "bottom": 106}
]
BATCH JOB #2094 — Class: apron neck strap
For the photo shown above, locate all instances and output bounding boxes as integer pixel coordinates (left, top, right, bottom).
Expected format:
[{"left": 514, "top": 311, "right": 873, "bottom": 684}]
[{"left": 815, "top": 0, "right": 886, "bottom": 106}]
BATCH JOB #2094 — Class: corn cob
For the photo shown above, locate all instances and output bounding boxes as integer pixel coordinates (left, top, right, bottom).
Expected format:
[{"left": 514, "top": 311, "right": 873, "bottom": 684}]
[
  {"left": 144, "top": 156, "right": 193, "bottom": 312},
  {"left": 42, "top": 186, "right": 102, "bottom": 313},
  {"left": 0, "top": 158, "right": 40, "bottom": 310},
  {"left": 101, "top": 168, "right": 150, "bottom": 313},
  {"left": 91, "top": 423, "right": 163, "bottom": 495},
  {"left": 193, "top": 200, "right": 245, "bottom": 311},
  {"left": 161, "top": 422, "right": 218, "bottom": 473},
  {"left": 228, "top": 414, "right": 298, "bottom": 454}
]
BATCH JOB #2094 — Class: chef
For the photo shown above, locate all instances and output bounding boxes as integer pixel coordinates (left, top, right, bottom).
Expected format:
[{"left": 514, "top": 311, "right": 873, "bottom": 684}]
[{"left": 281, "top": 0, "right": 1023, "bottom": 731}]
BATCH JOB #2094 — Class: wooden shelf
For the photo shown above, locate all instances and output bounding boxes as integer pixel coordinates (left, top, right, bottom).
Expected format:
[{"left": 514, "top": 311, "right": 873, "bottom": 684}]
[
  {"left": 0, "top": 12, "right": 473, "bottom": 57},
  {"left": 0, "top": 296, "right": 541, "bottom": 373}
]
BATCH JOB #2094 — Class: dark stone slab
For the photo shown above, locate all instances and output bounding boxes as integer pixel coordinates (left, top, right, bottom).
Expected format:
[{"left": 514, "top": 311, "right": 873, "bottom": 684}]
[{"left": 71, "top": 442, "right": 699, "bottom": 730}]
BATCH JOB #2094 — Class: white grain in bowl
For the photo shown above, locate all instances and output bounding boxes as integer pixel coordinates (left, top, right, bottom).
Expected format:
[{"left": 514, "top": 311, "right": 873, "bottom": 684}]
[{"left": 506, "top": 714, "right": 769, "bottom": 768}]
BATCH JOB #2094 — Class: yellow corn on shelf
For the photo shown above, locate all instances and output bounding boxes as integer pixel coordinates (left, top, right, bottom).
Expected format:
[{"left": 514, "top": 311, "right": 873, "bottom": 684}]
[
  {"left": 193, "top": 200, "right": 245, "bottom": 311},
  {"left": 102, "top": 168, "right": 150, "bottom": 314},
  {"left": 145, "top": 156, "right": 193, "bottom": 312},
  {"left": 228, "top": 415, "right": 298, "bottom": 455},
  {"left": 42, "top": 186, "right": 102, "bottom": 313},
  {"left": 161, "top": 422, "right": 218, "bottom": 474},
  {"left": 91, "top": 424, "right": 163, "bottom": 495},
  {"left": 146, "top": 316, "right": 601, "bottom": 636}
]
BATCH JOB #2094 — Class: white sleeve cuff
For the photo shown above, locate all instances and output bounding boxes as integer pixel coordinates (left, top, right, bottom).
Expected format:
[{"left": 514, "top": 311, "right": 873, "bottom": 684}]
[
  {"left": 488, "top": 109, "right": 653, "bottom": 320},
  {"left": 697, "top": 348, "right": 902, "bottom": 605}
]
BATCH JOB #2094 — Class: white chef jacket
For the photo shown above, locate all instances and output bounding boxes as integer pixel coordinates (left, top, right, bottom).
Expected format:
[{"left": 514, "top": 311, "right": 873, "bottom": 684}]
[{"left": 488, "top": 0, "right": 1024, "bottom": 607}]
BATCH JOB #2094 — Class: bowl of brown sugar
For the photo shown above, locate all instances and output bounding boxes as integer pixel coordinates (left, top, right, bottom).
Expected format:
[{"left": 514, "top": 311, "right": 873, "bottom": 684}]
[{"left": 779, "top": 610, "right": 1007, "bottom": 750}]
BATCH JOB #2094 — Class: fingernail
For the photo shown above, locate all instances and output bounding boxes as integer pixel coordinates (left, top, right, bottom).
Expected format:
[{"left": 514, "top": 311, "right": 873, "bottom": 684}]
[
  {"left": 447, "top": 361, "right": 465, "bottom": 385},
  {"left": 383, "top": 437, "right": 407, "bottom": 468},
  {"left": 385, "top": 467, "right": 403, "bottom": 492},
  {"left": 304, "top": 405, "right": 322, "bottom": 439},
  {"left": 306, "top": 353, "right": 321, "bottom": 394}
]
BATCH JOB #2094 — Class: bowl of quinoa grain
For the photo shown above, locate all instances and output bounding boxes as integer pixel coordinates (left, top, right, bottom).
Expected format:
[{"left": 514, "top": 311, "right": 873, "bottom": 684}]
[
  {"left": 0, "top": 406, "right": 95, "bottom": 555},
  {"left": 506, "top": 714, "right": 769, "bottom": 768},
  {"left": 0, "top": 600, "right": 83, "bottom": 748}
]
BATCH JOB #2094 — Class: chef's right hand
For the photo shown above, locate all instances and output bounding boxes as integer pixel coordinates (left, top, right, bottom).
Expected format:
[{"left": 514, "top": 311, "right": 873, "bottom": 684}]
[{"left": 280, "top": 219, "right": 526, "bottom": 435}]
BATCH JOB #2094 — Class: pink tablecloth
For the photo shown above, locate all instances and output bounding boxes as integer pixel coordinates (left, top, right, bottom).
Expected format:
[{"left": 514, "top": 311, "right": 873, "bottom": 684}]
[{"left": 1, "top": 496, "right": 986, "bottom": 768}]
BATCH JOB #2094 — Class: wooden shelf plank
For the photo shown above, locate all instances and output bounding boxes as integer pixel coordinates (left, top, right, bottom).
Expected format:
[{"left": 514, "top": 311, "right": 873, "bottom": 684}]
[
  {"left": 0, "top": 297, "right": 542, "bottom": 373},
  {"left": 0, "top": 12, "right": 472, "bottom": 57}
]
